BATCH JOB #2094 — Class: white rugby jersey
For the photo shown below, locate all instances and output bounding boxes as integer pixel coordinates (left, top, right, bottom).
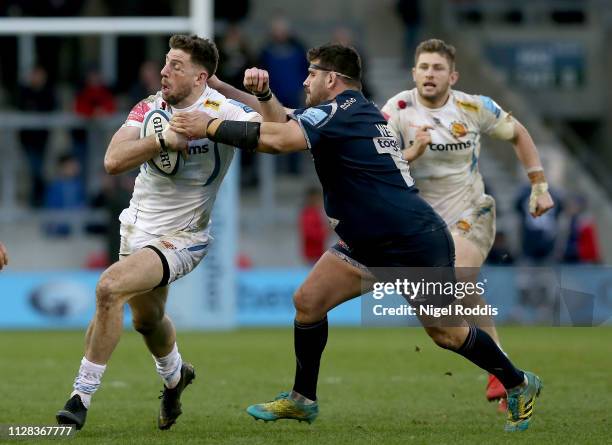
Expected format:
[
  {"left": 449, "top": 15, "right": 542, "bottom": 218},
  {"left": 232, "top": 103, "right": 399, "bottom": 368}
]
[
  {"left": 120, "top": 86, "right": 259, "bottom": 235},
  {"left": 382, "top": 88, "right": 513, "bottom": 225}
]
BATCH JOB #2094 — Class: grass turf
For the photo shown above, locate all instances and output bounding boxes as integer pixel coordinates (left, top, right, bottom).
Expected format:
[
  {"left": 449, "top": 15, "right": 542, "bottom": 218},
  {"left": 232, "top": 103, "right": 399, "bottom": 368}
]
[{"left": 1, "top": 327, "right": 610, "bottom": 444}]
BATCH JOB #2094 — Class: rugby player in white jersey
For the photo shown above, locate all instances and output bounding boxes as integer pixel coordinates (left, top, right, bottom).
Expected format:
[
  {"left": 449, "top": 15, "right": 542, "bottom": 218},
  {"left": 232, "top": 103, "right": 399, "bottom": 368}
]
[
  {"left": 381, "top": 39, "right": 554, "bottom": 409},
  {"left": 56, "top": 34, "right": 259, "bottom": 431}
]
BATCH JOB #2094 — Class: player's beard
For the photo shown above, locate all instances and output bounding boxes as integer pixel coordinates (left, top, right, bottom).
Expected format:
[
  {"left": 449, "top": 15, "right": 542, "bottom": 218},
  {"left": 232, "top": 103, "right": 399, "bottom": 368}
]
[
  {"left": 163, "top": 82, "right": 192, "bottom": 106},
  {"left": 305, "top": 88, "right": 324, "bottom": 107}
]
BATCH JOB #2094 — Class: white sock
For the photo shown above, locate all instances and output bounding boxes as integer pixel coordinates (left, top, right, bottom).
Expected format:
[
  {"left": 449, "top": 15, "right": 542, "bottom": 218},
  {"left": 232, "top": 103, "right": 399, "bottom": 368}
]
[
  {"left": 153, "top": 343, "right": 182, "bottom": 389},
  {"left": 71, "top": 357, "right": 107, "bottom": 409}
]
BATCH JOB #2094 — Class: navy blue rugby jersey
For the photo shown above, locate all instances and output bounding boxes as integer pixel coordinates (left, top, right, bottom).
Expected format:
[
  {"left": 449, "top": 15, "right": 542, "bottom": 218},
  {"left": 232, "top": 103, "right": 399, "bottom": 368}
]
[{"left": 291, "top": 89, "right": 445, "bottom": 246}]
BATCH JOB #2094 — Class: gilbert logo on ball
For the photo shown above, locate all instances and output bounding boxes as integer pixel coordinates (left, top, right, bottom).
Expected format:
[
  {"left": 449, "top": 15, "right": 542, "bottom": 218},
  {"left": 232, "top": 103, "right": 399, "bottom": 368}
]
[{"left": 142, "top": 109, "right": 180, "bottom": 176}]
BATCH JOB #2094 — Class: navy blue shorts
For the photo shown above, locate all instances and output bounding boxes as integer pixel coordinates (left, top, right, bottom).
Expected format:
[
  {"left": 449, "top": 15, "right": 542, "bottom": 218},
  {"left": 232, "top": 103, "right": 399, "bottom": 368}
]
[
  {"left": 330, "top": 226, "right": 455, "bottom": 269},
  {"left": 330, "top": 226, "right": 457, "bottom": 308}
]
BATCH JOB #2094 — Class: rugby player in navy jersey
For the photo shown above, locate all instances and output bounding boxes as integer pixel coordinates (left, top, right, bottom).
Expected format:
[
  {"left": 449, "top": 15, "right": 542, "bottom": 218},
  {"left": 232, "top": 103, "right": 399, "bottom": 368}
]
[{"left": 169, "top": 44, "right": 542, "bottom": 432}]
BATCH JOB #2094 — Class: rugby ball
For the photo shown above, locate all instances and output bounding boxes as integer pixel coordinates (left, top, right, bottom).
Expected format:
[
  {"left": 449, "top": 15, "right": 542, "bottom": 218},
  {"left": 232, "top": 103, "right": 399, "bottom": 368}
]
[{"left": 141, "top": 109, "right": 180, "bottom": 176}]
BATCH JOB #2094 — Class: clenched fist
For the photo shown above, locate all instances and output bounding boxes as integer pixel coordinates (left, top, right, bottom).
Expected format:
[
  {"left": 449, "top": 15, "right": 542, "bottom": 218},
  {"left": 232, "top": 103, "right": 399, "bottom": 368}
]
[{"left": 243, "top": 67, "right": 270, "bottom": 95}]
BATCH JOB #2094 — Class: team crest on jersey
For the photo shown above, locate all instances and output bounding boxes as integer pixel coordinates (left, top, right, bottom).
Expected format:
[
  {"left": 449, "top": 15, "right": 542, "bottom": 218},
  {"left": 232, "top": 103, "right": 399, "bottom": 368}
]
[
  {"left": 204, "top": 99, "right": 221, "bottom": 111},
  {"left": 450, "top": 121, "right": 468, "bottom": 138},
  {"left": 299, "top": 107, "right": 329, "bottom": 126},
  {"left": 455, "top": 99, "right": 479, "bottom": 113}
]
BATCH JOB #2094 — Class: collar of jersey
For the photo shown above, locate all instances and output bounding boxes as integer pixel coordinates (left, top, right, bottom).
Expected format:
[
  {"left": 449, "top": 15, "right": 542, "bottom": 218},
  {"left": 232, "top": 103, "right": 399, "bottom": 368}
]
[
  {"left": 171, "top": 86, "right": 210, "bottom": 113},
  {"left": 414, "top": 88, "right": 453, "bottom": 112},
  {"left": 326, "top": 89, "right": 360, "bottom": 106}
]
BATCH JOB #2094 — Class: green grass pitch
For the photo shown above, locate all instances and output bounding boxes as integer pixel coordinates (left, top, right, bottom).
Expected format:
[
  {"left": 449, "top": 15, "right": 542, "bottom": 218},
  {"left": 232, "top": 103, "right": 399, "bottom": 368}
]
[{"left": 1, "top": 327, "right": 610, "bottom": 444}]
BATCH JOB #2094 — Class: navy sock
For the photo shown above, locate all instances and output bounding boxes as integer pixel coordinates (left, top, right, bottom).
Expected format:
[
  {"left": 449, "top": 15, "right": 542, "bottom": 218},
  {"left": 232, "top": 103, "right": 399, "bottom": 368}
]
[
  {"left": 454, "top": 326, "right": 525, "bottom": 389},
  {"left": 292, "top": 317, "right": 328, "bottom": 401}
]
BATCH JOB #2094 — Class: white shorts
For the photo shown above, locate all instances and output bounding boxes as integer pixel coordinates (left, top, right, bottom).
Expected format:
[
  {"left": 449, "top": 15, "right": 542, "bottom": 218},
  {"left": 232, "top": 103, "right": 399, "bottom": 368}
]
[
  {"left": 119, "top": 223, "right": 212, "bottom": 287},
  {"left": 449, "top": 193, "right": 496, "bottom": 260}
]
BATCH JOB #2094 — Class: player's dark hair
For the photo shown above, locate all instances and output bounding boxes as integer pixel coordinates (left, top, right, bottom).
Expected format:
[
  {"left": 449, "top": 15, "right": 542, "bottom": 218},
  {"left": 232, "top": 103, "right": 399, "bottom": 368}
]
[
  {"left": 415, "top": 39, "right": 456, "bottom": 70},
  {"left": 307, "top": 43, "right": 362, "bottom": 89},
  {"left": 169, "top": 34, "right": 218, "bottom": 76}
]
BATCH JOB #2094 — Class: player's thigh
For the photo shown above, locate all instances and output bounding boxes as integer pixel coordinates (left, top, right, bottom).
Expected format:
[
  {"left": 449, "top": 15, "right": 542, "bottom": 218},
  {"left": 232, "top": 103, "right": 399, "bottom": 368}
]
[
  {"left": 452, "top": 233, "right": 485, "bottom": 285},
  {"left": 451, "top": 193, "right": 495, "bottom": 270},
  {"left": 294, "top": 251, "right": 372, "bottom": 315},
  {"left": 128, "top": 285, "right": 169, "bottom": 327},
  {"left": 99, "top": 247, "right": 165, "bottom": 296},
  {"left": 452, "top": 234, "right": 486, "bottom": 268},
  {"left": 120, "top": 223, "right": 211, "bottom": 288}
]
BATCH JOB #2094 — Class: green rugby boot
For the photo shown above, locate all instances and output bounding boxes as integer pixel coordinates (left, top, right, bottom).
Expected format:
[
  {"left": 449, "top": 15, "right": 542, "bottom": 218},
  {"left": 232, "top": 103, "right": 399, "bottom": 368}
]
[
  {"left": 247, "top": 391, "right": 318, "bottom": 423},
  {"left": 504, "top": 371, "right": 543, "bottom": 432}
]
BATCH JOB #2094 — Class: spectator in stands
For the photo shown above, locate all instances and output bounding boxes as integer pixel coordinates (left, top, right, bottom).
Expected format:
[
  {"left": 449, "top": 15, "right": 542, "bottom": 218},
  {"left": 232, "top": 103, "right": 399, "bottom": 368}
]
[
  {"left": 331, "top": 26, "right": 373, "bottom": 99},
  {"left": 214, "top": 0, "right": 250, "bottom": 24},
  {"left": 17, "top": 65, "right": 57, "bottom": 207},
  {"left": 74, "top": 67, "right": 116, "bottom": 117},
  {"left": 216, "top": 25, "right": 259, "bottom": 187},
  {"left": 299, "top": 187, "right": 328, "bottom": 265},
  {"left": 259, "top": 17, "right": 309, "bottom": 175},
  {"left": 89, "top": 173, "right": 135, "bottom": 266},
  {"left": 217, "top": 25, "right": 255, "bottom": 89},
  {"left": 396, "top": 0, "right": 422, "bottom": 66},
  {"left": 486, "top": 231, "right": 515, "bottom": 265},
  {"left": 515, "top": 183, "right": 563, "bottom": 263},
  {"left": 72, "top": 67, "right": 116, "bottom": 186},
  {"left": 129, "top": 60, "right": 160, "bottom": 105},
  {"left": 43, "top": 153, "right": 87, "bottom": 237},
  {"left": 259, "top": 17, "right": 308, "bottom": 109},
  {"left": 562, "top": 194, "right": 601, "bottom": 264}
]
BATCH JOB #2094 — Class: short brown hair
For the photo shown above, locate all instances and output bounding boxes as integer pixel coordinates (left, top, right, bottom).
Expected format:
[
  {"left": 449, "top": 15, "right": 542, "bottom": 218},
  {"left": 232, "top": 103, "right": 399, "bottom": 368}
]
[
  {"left": 415, "top": 39, "right": 456, "bottom": 69},
  {"left": 169, "top": 34, "right": 218, "bottom": 76},
  {"left": 307, "top": 43, "right": 362, "bottom": 88}
]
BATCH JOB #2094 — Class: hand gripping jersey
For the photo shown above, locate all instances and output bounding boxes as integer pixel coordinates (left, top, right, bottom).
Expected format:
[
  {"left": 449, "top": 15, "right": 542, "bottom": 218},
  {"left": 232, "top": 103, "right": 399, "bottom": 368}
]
[
  {"left": 292, "top": 90, "right": 445, "bottom": 247},
  {"left": 120, "top": 87, "right": 259, "bottom": 235},
  {"left": 382, "top": 88, "right": 514, "bottom": 227}
]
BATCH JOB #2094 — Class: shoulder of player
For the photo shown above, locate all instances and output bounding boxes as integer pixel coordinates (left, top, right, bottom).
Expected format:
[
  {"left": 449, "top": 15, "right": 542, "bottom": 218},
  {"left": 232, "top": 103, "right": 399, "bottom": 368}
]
[
  {"left": 198, "top": 87, "right": 225, "bottom": 113},
  {"left": 451, "top": 89, "right": 501, "bottom": 115},
  {"left": 125, "top": 93, "right": 164, "bottom": 124},
  {"left": 202, "top": 87, "right": 257, "bottom": 117},
  {"left": 383, "top": 89, "right": 414, "bottom": 110}
]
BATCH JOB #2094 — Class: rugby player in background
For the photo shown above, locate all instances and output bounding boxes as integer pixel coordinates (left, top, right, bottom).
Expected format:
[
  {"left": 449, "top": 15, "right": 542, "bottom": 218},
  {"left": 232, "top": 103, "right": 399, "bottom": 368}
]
[
  {"left": 56, "top": 34, "right": 259, "bottom": 431},
  {"left": 382, "top": 39, "right": 554, "bottom": 410},
  {"left": 170, "top": 43, "right": 543, "bottom": 432}
]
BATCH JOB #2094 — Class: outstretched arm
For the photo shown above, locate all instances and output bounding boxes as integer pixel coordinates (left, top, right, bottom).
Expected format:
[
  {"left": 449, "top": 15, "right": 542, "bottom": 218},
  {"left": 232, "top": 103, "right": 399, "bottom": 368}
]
[{"left": 169, "top": 111, "right": 307, "bottom": 154}]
